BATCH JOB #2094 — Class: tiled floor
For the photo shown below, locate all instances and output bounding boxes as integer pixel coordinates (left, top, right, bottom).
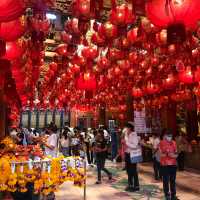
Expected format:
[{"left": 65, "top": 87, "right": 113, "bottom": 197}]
[{"left": 55, "top": 162, "right": 200, "bottom": 200}]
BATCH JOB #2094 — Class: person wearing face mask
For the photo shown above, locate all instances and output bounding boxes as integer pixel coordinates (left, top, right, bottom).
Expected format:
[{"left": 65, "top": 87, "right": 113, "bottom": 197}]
[
  {"left": 159, "top": 130, "right": 179, "bottom": 200},
  {"left": 124, "top": 122, "right": 141, "bottom": 192}
]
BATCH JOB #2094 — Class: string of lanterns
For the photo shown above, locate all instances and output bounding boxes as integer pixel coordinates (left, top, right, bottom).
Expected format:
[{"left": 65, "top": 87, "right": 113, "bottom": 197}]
[{"left": 0, "top": 0, "right": 200, "bottom": 123}]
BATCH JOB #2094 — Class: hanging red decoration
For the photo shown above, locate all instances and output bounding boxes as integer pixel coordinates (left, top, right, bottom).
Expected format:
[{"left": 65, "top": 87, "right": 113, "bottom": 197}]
[
  {"left": 118, "top": 113, "right": 125, "bottom": 120},
  {"left": 145, "top": 82, "right": 160, "bottom": 95},
  {"left": 65, "top": 18, "right": 90, "bottom": 38},
  {"left": 118, "top": 59, "right": 131, "bottom": 71},
  {"left": 60, "top": 31, "right": 72, "bottom": 44},
  {"left": 70, "top": 64, "right": 80, "bottom": 74},
  {"left": 31, "top": 18, "right": 50, "bottom": 34},
  {"left": 49, "top": 62, "right": 58, "bottom": 72},
  {"left": 127, "top": 27, "right": 138, "bottom": 44},
  {"left": 0, "top": 16, "right": 26, "bottom": 41},
  {"left": 108, "top": 48, "right": 125, "bottom": 61},
  {"left": 194, "top": 66, "right": 200, "bottom": 82},
  {"left": 97, "top": 57, "right": 110, "bottom": 69},
  {"left": 98, "top": 22, "right": 118, "bottom": 39},
  {"left": 76, "top": 73, "right": 97, "bottom": 91},
  {"left": 162, "top": 74, "right": 176, "bottom": 89},
  {"left": 128, "top": 51, "right": 138, "bottom": 63},
  {"left": 132, "top": 87, "right": 143, "bottom": 98},
  {"left": 72, "top": 0, "right": 91, "bottom": 20},
  {"left": 55, "top": 44, "right": 68, "bottom": 56},
  {"left": 178, "top": 66, "right": 194, "bottom": 84},
  {"left": 0, "top": 0, "right": 25, "bottom": 22},
  {"left": 110, "top": 4, "right": 135, "bottom": 27},
  {"left": 91, "top": 33, "right": 105, "bottom": 46},
  {"left": 119, "top": 104, "right": 127, "bottom": 112},
  {"left": 146, "top": 0, "right": 200, "bottom": 29},
  {"left": 4, "top": 40, "right": 26, "bottom": 60},
  {"left": 81, "top": 46, "right": 98, "bottom": 60}
]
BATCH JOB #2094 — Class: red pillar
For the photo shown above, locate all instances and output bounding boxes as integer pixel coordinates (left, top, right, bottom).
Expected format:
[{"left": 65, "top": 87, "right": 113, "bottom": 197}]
[{"left": 161, "top": 101, "right": 177, "bottom": 134}]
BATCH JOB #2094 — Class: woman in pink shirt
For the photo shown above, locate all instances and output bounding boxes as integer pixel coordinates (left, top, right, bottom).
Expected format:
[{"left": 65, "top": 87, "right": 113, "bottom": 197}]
[{"left": 159, "top": 130, "right": 178, "bottom": 200}]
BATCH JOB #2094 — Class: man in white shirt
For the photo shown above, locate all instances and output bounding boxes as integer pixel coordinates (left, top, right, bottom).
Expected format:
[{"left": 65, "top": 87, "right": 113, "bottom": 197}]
[
  {"left": 43, "top": 127, "right": 58, "bottom": 158},
  {"left": 124, "top": 122, "right": 141, "bottom": 192}
]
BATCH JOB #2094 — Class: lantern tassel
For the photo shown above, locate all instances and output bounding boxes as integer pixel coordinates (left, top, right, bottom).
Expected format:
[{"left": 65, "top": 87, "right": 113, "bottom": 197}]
[
  {"left": 111, "top": 0, "right": 116, "bottom": 9},
  {"left": 165, "top": 0, "right": 170, "bottom": 16}
]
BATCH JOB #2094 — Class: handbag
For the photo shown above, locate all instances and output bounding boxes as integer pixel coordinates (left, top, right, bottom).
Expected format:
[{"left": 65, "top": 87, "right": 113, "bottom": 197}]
[{"left": 130, "top": 148, "right": 143, "bottom": 164}]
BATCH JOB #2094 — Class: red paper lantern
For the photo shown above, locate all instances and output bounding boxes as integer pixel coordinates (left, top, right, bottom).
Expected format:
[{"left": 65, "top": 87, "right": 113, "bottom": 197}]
[
  {"left": 129, "top": 51, "right": 138, "bottom": 63},
  {"left": 108, "top": 48, "right": 124, "bottom": 61},
  {"left": 31, "top": 18, "right": 50, "bottom": 33},
  {"left": 76, "top": 73, "right": 97, "bottom": 91},
  {"left": 119, "top": 113, "right": 125, "bottom": 120},
  {"left": 194, "top": 66, "right": 200, "bottom": 82},
  {"left": 118, "top": 59, "right": 130, "bottom": 71},
  {"left": 119, "top": 104, "right": 127, "bottom": 112},
  {"left": 0, "top": 16, "right": 26, "bottom": 41},
  {"left": 71, "top": 64, "right": 80, "bottom": 74},
  {"left": 72, "top": 0, "right": 91, "bottom": 19},
  {"left": 65, "top": 18, "right": 89, "bottom": 36},
  {"left": 178, "top": 66, "right": 194, "bottom": 84},
  {"left": 110, "top": 4, "right": 135, "bottom": 26},
  {"left": 127, "top": 27, "right": 138, "bottom": 44},
  {"left": 91, "top": 33, "right": 105, "bottom": 46},
  {"left": 114, "top": 66, "right": 121, "bottom": 76},
  {"left": 49, "top": 62, "right": 58, "bottom": 72},
  {"left": 98, "top": 22, "right": 118, "bottom": 39},
  {"left": 82, "top": 46, "right": 98, "bottom": 60},
  {"left": 145, "top": 82, "right": 160, "bottom": 95},
  {"left": 4, "top": 40, "right": 25, "bottom": 60},
  {"left": 146, "top": 0, "right": 200, "bottom": 29},
  {"left": 60, "top": 31, "right": 72, "bottom": 44},
  {"left": 132, "top": 87, "right": 143, "bottom": 98},
  {"left": 0, "top": 0, "right": 25, "bottom": 22},
  {"left": 97, "top": 57, "right": 110, "bottom": 69},
  {"left": 162, "top": 74, "right": 176, "bottom": 89},
  {"left": 55, "top": 44, "right": 68, "bottom": 56}
]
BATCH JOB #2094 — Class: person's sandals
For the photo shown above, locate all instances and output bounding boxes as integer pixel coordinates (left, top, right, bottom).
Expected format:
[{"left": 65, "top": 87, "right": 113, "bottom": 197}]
[{"left": 95, "top": 181, "right": 102, "bottom": 184}]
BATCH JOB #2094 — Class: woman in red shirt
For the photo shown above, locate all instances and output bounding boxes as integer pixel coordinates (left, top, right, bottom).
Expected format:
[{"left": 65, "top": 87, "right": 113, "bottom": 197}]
[{"left": 159, "top": 130, "right": 178, "bottom": 200}]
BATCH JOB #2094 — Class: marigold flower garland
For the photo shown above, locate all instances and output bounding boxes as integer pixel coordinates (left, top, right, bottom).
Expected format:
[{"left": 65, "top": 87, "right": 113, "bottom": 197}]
[{"left": 0, "top": 156, "right": 86, "bottom": 195}]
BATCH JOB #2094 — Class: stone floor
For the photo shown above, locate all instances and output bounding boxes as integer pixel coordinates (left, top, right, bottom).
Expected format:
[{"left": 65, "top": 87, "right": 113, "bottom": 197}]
[{"left": 55, "top": 162, "right": 200, "bottom": 200}]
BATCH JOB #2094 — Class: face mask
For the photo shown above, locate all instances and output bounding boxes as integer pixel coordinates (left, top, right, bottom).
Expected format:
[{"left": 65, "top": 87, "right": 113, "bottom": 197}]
[{"left": 165, "top": 135, "right": 173, "bottom": 142}]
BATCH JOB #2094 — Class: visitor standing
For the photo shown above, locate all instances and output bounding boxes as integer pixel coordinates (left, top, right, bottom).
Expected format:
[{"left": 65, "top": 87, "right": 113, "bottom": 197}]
[
  {"left": 94, "top": 130, "right": 112, "bottom": 184},
  {"left": 124, "top": 122, "right": 141, "bottom": 192},
  {"left": 43, "top": 127, "right": 58, "bottom": 158},
  {"left": 159, "top": 130, "right": 178, "bottom": 200},
  {"left": 84, "top": 131, "right": 93, "bottom": 165},
  {"left": 152, "top": 133, "right": 161, "bottom": 180},
  {"left": 60, "top": 129, "right": 70, "bottom": 157}
]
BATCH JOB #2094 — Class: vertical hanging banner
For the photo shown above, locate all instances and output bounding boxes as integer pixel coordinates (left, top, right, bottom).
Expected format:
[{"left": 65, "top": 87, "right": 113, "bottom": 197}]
[{"left": 134, "top": 107, "right": 147, "bottom": 134}]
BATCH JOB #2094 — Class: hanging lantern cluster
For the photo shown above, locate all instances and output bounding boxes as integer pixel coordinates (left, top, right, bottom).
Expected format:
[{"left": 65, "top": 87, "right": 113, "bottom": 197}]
[{"left": 1, "top": 0, "right": 200, "bottom": 123}]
